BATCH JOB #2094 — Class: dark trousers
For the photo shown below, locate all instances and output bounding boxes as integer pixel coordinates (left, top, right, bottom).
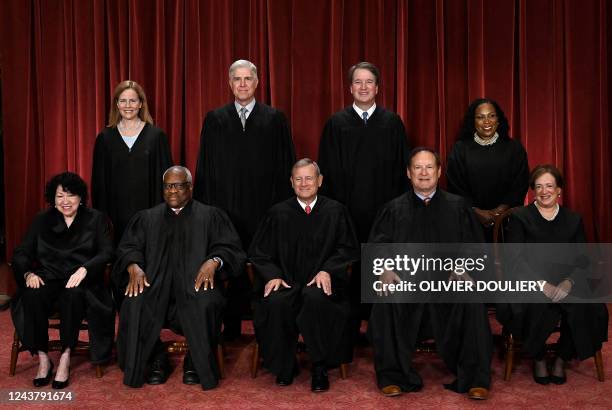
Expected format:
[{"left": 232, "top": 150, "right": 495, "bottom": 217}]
[
  {"left": 21, "top": 280, "right": 87, "bottom": 354},
  {"left": 254, "top": 286, "right": 351, "bottom": 380}
]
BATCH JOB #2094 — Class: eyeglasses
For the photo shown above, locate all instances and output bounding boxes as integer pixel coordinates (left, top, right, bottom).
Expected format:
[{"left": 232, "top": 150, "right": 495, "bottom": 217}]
[
  {"left": 163, "top": 182, "right": 191, "bottom": 191},
  {"left": 117, "top": 99, "right": 140, "bottom": 107},
  {"left": 475, "top": 113, "right": 497, "bottom": 121}
]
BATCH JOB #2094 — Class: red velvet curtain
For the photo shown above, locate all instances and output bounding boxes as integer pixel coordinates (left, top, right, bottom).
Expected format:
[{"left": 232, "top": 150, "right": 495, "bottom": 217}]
[{"left": 0, "top": 0, "right": 610, "bottom": 258}]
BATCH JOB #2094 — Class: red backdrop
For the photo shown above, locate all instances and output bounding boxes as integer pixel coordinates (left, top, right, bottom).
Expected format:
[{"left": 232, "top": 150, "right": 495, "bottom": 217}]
[{"left": 0, "top": 0, "right": 610, "bottom": 258}]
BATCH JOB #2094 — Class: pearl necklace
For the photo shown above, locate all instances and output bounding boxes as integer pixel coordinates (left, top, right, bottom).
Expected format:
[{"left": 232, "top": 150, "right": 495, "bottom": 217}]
[
  {"left": 474, "top": 132, "right": 499, "bottom": 146},
  {"left": 534, "top": 201, "right": 560, "bottom": 221}
]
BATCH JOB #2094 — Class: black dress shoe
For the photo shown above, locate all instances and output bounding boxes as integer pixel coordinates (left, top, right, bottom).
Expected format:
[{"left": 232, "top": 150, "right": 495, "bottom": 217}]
[
  {"left": 532, "top": 363, "right": 550, "bottom": 385},
  {"left": 33, "top": 361, "right": 54, "bottom": 387},
  {"left": 52, "top": 367, "right": 70, "bottom": 390},
  {"left": 147, "top": 356, "right": 170, "bottom": 385},
  {"left": 275, "top": 375, "right": 294, "bottom": 386},
  {"left": 183, "top": 353, "right": 200, "bottom": 385},
  {"left": 311, "top": 365, "right": 329, "bottom": 393}
]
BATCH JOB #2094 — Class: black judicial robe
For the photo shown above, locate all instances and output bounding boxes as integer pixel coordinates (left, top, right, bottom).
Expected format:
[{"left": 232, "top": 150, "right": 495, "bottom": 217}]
[
  {"left": 501, "top": 204, "right": 608, "bottom": 360},
  {"left": 194, "top": 102, "right": 295, "bottom": 247},
  {"left": 91, "top": 123, "right": 173, "bottom": 242},
  {"left": 248, "top": 196, "right": 360, "bottom": 378},
  {"left": 318, "top": 106, "right": 410, "bottom": 242},
  {"left": 113, "top": 200, "right": 246, "bottom": 389},
  {"left": 367, "top": 190, "right": 492, "bottom": 393},
  {"left": 11, "top": 207, "right": 115, "bottom": 363},
  {"left": 446, "top": 137, "right": 529, "bottom": 210}
]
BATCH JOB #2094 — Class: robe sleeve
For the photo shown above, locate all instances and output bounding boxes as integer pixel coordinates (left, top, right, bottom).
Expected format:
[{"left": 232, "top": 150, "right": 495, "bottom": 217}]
[
  {"left": 501, "top": 142, "right": 529, "bottom": 207},
  {"left": 194, "top": 112, "right": 218, "bottom": 203},
  {"left": 320, "top": 206, "right": 360, "bottom": 283},
  {"left": 81, "top": 213, "right": 114, "bottom": 283},
  {"left": 112, "top": 211, "right": 148, "bottom": 289},
  {"left": 317, "top": 119, "right": 344, "bottom": 202},
  {"left": 204, "top": 208, "right": 246, "bottom": 281},
  {"left": 393, "top": 119, "right": 411, "bottom": 195},
  {"left": 12, "top": 213, "right": 46, "bottom": 287},
  {"left": 91, "top": 133, "right": 110, "bottom": 213},
  {"left": 272, "top": 111, "right": 296, "bottom": 203},
  {"left": 367, "top": 205, "right": 396, "bottom": 243},
  {"left": 155, "top": 128, "right": 174, "bottom": 201},
  {"left": 446, "top": 142, "right": 474, "bottom": 206},
  {"left": 248, "top": 211, "right": 285, "bottom": 284}
]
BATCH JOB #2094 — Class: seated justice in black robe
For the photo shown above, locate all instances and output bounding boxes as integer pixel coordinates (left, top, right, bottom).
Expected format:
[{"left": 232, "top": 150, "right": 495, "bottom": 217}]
[
  {"left": 249, "top": 159, "right": 359, "bottom": 392},
  {"left": 367, "top": 148, "right": 492, "bottom": 400},
  {"left": 194, "top": 60, "right": 295, "bottom": 339},
  {"left": 501, "top": 165, "right": 608, "bottom": 385},
  {"left": 113, "top": 166, "right": 246, "bottom": 390},
  {"left": 11, "top": 172, "right": 114, "bottom": 389},
  {"left": 446, "top": 98, "right": 528, "bottom": 240}
]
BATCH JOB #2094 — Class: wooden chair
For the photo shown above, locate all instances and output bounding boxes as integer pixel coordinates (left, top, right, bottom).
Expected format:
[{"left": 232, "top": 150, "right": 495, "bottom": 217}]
[
  {"left": 493, "top": 208, "right": 605, "bottom": 382},
  {"left": 246, "top": 263, "right": 348, "bottom": 379},
  {"left": 165, "top": 340, "right": 226, "bottom": 379}
]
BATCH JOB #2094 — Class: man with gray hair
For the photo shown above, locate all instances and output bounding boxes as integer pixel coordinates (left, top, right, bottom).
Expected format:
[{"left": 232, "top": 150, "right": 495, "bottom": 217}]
[
  {"left": 114, "top": 166, "right": 245, "bottom": 390},
  {"left": 194, "top": 59, "right": 295, "bottom": 339},
  {"left": 249, "top": 158, "right": 359, "bottom": 392}
]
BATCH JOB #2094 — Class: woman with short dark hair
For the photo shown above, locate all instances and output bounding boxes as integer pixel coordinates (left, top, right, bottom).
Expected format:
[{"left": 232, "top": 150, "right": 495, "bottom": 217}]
[
  {"left": 505, "top": 164, "right": 608, "bottom": 385},
  {"left": 11, "top": 172, "right": 114, "bottom": 389}
]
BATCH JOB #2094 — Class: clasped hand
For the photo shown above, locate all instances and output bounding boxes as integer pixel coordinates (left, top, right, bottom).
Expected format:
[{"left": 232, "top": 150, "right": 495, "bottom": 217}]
[{"left": 543, "top": 279, "right": 572, "bottom": 302}]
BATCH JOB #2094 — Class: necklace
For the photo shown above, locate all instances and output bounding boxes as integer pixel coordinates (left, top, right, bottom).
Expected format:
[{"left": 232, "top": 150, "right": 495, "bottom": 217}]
[
  {"left": 534, "top": 201, "right": 559, "bottom": 221},
  {"left": 474, "top": 132, "right": 499, "bottom": 146},
  {"left": 119, "top": 119, "right": 143, "bottom": 131}
]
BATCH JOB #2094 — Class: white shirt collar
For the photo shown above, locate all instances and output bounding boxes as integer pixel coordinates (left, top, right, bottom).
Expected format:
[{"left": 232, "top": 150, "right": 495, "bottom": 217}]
[
  {"left": 171, "top": 206, "right": 184, "bottom": 214},
  {"left": 235, "top": 99, "right": 256, "bottom": 119},
  {"left": 353, "top": 102, "right": 376, "bottom": 119},
  {"left": 297, "top": 196, "right": 318, "bottom": 212},
  {"left": 414, "top": 189, "right": 436, "bottom": 201}
]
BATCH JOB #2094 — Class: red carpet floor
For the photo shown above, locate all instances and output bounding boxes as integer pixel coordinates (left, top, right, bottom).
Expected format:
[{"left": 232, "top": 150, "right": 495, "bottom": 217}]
[{"left": 1, "top": 309, "right": 610, "bottom": 409}]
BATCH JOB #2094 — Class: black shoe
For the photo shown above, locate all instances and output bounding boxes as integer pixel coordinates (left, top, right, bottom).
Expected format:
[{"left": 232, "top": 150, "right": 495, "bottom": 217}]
[
  {"left": 33, "top": 361, "right": 54, "bottom": 387},
  {"left": 311, "top": 365, "right": 329, "bottom": 393},
  {"left": 147, "top": 355, "right": 170, "bottom": 385},
  {"left": 183, "top": 353, "right": 200, "bottom": 385},
  {"left": 52, "top": 367, "right": 70, "bottom": 390},
  {"left": 532, "top": 362, "right": 550, "bottom": 385},
  {"left": 275, "top": 375, "right": 294, "bottom": 386}
]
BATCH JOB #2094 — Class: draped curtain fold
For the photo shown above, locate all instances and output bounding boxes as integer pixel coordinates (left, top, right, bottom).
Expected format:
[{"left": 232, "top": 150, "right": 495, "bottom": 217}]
[{"left": 0, "top": 0, "right": 610, "bottom": 257}]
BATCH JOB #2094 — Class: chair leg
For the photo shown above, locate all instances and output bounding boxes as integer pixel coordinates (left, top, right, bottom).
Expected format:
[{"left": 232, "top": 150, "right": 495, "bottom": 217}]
[
  {"left": 216, "top": 344, "right": 225, "bottom": 379},
  {"left": 594, "top": 350, "right": 605, "bottom": 382},
  {"left": 10, "top": 330, "right": 20, "bottom": 376},
  {"left": 504, "top": 333, "right": 515, "bottom": 381},
  {"left": 95, "top": 365, "right": 103, "bottom": 378},
  {"left": 250, "top": 341, "right": 259, "bottom": 378},
  {"left": 339, "top": 363, "right": 347, "bottom": 379}
]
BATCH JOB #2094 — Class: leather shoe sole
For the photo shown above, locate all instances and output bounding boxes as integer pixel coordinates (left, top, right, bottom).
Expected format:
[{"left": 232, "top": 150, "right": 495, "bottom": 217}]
[
  {"left": 468, "top": 387, "right": 489, "bottom": 400},
  {"left": 381, "top": 385, "right": 402, "bottom": 397}
]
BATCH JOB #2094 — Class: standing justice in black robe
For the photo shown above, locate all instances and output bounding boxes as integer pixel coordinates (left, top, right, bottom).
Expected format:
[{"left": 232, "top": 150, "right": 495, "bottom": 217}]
[
  {"left": 502, "top": 204, "right": 608, "bottom": 361},
  {"left": 446, "top": 137, "right": 529, "bottom": 211},
  {"left": 11, "top": 207, "right": 115, "bottom": 363},
  {"left": 194, "top": 102, "right": 295, "bottom": 247},
  {"left": 367, "top": 190, "right": 492, "bottom": 393},
  {"left": 318, "top": 106, "right": 410, "bottom": 243},
  {"left": 194, "top": 101, "right": 295, "bottom": 335},
  {"left": 91, "top": 123, "right": 173, "bottom": 243},
  {"left": 249, "top": 196, "right": 359, "bottom": 380},
  {"left": 113, "top": 200, "right": 246, "bottom": 390}
]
